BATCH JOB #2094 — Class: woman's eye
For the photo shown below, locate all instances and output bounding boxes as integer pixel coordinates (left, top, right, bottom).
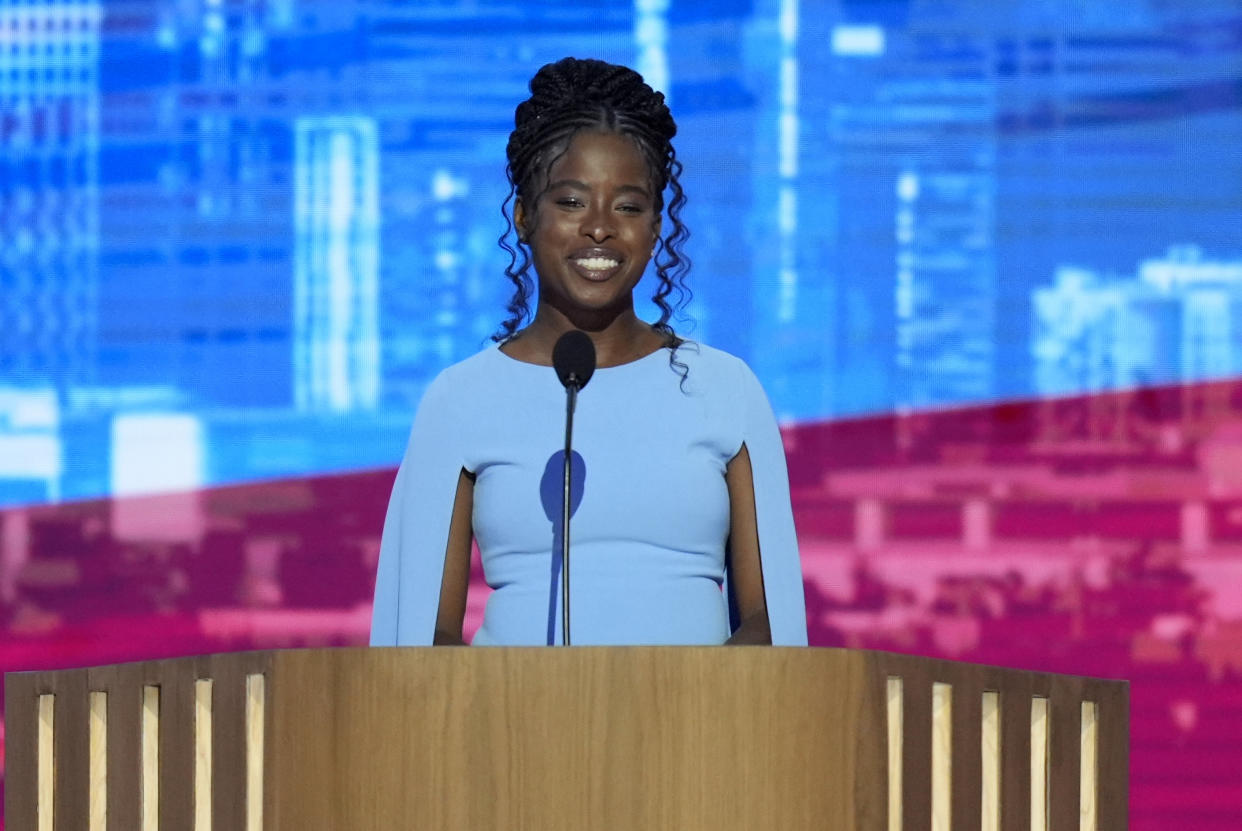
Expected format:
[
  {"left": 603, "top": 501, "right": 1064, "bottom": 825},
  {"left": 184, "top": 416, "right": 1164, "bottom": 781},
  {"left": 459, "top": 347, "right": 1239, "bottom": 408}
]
[{"left": 555, "top": 197, "right": 583, "bottom": 208}]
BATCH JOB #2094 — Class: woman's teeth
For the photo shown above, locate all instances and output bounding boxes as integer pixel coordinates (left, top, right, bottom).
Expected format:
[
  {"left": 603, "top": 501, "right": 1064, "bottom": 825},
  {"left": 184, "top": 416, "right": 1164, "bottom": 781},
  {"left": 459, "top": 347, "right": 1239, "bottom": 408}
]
[{"left": 575, "top": 257, "right": 619, "bottom": 270}]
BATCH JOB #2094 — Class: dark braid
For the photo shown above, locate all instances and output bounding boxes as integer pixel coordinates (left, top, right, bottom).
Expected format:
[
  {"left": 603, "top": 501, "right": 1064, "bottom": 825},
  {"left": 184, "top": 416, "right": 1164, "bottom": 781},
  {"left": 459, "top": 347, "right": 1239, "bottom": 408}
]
[{"left": 494, "top": 57, "right": 692, "bottom": 379}]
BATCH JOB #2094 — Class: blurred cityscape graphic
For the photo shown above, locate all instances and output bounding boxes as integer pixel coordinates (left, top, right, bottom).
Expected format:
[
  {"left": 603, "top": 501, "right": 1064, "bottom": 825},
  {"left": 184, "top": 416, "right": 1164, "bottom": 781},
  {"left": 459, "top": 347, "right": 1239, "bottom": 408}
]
[{"left": 2, "top": 0, "right": 1241, "bottom": 827}]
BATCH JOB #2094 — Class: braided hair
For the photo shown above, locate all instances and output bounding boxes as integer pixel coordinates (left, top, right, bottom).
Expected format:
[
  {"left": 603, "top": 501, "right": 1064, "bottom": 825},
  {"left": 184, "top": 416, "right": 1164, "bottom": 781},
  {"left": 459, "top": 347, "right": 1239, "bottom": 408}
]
[{"left": 494, "top": 57, "right": 692, "bottom": 367}]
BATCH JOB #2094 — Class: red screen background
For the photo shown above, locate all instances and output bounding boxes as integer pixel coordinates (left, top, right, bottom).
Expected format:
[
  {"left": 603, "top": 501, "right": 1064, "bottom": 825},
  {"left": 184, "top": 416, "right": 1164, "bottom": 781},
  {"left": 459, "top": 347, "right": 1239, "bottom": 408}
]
[{"left": 3, "top": 381, "right": 1241, "bottom": 828}]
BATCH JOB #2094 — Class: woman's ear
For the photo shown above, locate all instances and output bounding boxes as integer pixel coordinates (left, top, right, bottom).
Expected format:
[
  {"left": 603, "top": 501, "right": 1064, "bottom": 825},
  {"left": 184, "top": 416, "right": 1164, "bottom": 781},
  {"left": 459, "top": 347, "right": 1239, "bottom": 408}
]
[{"left": 514, "top": 199, "right": 529, "bottom": 242}]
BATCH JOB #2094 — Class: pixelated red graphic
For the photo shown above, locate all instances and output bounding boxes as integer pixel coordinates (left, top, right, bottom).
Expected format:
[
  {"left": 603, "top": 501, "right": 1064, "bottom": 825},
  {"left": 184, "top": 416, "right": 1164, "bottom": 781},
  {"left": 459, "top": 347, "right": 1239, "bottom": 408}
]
[{"left": 3, "top": 380, "right": 1242, "bottom": 828}]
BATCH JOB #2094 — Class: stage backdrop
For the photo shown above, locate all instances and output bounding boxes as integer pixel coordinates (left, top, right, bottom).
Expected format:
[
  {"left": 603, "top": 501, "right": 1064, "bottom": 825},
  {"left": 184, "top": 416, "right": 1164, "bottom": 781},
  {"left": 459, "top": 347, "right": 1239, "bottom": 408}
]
[{"left": 3, "top": 1, "right": 1242, "bottom": 827}]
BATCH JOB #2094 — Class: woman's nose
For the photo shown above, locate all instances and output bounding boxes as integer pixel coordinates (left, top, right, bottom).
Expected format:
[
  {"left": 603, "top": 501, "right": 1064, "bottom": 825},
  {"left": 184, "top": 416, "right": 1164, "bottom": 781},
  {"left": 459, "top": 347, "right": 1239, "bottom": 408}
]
[{"left": 581, "top": 206, "right": 614, "bottom": 241}]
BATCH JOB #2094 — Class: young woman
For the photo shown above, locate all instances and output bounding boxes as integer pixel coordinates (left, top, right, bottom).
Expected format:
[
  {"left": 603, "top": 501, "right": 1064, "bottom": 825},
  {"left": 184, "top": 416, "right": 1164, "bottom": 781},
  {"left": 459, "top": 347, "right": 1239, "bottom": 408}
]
[{"left": 370, "top": 57, "right": 807, "bottom": 646}]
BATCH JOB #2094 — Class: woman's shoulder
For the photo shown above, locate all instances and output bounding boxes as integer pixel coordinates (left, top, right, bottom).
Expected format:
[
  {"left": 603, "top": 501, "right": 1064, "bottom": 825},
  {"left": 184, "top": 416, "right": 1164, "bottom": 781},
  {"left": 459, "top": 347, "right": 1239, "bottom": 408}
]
[
  {"left": 432, "top": 344, "right": 506, "bottom": 383},
  {"left": 673, "top": 339, "right": 739, "bottom": 364},
  {"left": 669, "top": 339, "right": 756, "bottom": 383},
  {"left": 414, "top": 345, "right": 510, "bottom": 412}
]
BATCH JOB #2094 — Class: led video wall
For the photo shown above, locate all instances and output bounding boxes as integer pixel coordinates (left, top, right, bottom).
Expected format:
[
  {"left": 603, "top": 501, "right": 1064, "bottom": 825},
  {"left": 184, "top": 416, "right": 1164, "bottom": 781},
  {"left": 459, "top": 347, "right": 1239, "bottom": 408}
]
[{"left": 2, "top": 1, "right": 1242, "bottom": 828}]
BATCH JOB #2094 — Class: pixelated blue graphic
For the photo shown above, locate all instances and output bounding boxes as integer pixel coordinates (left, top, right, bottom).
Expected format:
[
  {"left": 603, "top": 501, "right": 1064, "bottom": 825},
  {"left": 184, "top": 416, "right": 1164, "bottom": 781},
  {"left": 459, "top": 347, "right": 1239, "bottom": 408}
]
[{"left": 1, "top": 0, "right": 1240, "bottom": 506}]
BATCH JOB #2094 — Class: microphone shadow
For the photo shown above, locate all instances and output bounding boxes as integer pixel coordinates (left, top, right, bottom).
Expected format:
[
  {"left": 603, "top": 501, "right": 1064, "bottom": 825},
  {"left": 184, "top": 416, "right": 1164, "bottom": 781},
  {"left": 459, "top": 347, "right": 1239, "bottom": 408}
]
[{"left": 539, "top": 449, "right": 586, "bottom": 645}]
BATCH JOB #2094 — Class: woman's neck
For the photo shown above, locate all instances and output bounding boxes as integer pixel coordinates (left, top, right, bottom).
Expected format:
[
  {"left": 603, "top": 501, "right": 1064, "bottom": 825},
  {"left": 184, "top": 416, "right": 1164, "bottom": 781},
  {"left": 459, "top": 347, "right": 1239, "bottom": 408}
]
[{"left": 504, "top": 308, "right": 666, "bottom": 368}]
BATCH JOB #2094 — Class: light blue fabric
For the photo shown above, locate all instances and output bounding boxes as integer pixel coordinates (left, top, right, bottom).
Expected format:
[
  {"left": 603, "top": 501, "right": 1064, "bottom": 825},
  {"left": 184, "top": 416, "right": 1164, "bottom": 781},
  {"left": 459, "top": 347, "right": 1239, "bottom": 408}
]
[{"left": 370, "top": 341, "right": 808, "bottom": 646}]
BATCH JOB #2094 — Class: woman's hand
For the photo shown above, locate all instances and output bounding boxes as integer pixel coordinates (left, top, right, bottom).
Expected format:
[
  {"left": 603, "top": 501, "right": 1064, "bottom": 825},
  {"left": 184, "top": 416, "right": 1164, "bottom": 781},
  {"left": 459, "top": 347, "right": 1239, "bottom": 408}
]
[{"left": 725, "top": 609, "right": 771, "bottom": 645}]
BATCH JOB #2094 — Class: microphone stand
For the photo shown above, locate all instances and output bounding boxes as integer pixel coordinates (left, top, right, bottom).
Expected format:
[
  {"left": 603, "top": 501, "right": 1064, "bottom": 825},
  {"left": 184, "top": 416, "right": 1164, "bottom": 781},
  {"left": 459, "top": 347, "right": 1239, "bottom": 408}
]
[
  {"left": 551, "top": 328, "right": 594, "bottom": 647},
  {"left": 561, "top": 379, "right": 580, "bottom": 646}
]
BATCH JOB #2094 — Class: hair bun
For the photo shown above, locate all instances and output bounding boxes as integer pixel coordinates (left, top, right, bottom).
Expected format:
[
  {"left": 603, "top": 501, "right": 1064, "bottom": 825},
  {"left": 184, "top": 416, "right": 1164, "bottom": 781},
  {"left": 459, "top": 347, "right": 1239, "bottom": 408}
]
[{"left": 516, "top": 57, "right": 676, "bottom": 142}]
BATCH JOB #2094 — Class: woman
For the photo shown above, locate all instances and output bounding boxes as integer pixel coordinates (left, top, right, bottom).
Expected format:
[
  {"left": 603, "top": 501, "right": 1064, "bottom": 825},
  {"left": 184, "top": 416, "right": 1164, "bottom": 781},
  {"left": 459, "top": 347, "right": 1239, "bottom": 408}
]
[{"left": 370, "top": 57, "right": 807, "bottom": 646}]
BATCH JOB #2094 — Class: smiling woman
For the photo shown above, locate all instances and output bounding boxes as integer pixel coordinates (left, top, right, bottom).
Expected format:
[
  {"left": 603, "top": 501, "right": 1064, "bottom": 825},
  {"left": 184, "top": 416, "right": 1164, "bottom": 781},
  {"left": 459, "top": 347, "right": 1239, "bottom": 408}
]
[
  {"left": 498, "top": 57, "right": 688, "bottom": 370},
  {"left": 369, "top": 57, "right": 808, "bottom": 648},
  {"left": 515, "top": 131, "right": 661, "bottom": 346}
]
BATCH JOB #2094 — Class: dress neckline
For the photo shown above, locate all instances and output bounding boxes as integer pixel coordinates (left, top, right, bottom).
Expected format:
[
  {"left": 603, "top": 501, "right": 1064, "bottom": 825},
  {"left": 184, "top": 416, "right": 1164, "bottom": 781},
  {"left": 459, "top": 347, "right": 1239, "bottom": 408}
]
[{"left": 491, "top": 341, "right": 670, "bottom": 373}]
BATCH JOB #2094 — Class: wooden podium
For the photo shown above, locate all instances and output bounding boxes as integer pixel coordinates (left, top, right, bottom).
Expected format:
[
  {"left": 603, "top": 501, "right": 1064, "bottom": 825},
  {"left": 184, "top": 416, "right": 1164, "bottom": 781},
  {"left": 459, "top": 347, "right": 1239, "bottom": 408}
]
[{"left": 5, "top": 647, "right": 1127, "bottom": 830}]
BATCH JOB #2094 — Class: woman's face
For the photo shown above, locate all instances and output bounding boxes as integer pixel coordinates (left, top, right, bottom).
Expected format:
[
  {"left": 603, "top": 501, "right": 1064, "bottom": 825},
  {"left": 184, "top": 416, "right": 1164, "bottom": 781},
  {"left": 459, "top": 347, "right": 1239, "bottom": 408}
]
[{"left": 520, "top": 130, "right": 661, "bottom": 326}]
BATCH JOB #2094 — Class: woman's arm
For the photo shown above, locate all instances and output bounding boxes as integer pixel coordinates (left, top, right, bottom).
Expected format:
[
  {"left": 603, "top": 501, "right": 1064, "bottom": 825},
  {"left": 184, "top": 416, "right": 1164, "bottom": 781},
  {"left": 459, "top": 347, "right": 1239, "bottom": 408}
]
[
  {"left": 370, "top": 369, "right": 472, "bottom": 646},
  {"left": 724, "top": 443, "right": 772, "bottom": 645},
  {"left": 433, "top": 468, "right": 475, "bottom": 645},
  {"left": 727, "top": 356, "right": 808, "bottom": 645}
]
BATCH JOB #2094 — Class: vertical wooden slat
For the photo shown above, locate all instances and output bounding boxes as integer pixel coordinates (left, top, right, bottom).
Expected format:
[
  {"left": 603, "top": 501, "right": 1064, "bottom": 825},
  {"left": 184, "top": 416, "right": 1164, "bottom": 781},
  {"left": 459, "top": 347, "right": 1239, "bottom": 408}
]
[
  {"left": 1000, "top": 679, "right": 1032, "bottom": 831},
  {"left": 1048, "top": 678, "right": 1082, "bottom": 831},
  {"left": 5, "top": 674, "right": 40, "bottom": 831},
  {"left": 260, "top": 655, "right": 278, "bottom": 831},
  {"left": 208, "top": 653, "right": 273, "bottom": 829},
  {"left": 246, "top": 673, "right": 266, "bottom": 831},
  {"left": 887, "top": 676, "right": 904, "bottom": 831},
  {"left": 211, "top": 657, "right": 247, "bottom": 831},
  {"left": 52, "top": 669, "right": 90, "bottom": 831},
  {"left": 1030, "top": 697, "right": 1049, "bottom": 831},
  {"left": 902, "top": 670, "right": 933, "bottom": 831},
  {"left": 88, "top": 691, "right": 108, "bottom": 831},
  {"left": 141, "top": 685, "right": 161, "bottom": 830},
  {"left": 103, "top": 664, "right": 143, "bottom": 831},
  {"left": 931, "top": 682, "right": 952, "bottom": 831},
  {"left": 1094, "top": 681, "right": 1129, "bottom": 831},
  {"left": 981, "top": 691, "right": 1001, "bottom": 831},
  {"left": 38, "top": 692, "right": 55, "bottom": 831},
  {"left": 855, "top": 662, "right": 894, "bottom": 831},
  {"left": 194, "top": 678, "right": 214, "bottom": 831},
  {"left": 950, "top": 673, "right": 983, "bottom": 831},
  {"left": 157, "top": 660, "right": 197, "bottom": 831},
  {"left": 1080, "top": 701, "right": 1099, "bottom": 831}
]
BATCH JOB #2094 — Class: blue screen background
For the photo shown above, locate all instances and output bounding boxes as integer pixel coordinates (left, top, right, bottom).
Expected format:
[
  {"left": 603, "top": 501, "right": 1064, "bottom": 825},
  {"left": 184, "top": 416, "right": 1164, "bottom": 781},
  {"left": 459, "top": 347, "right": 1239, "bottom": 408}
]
[{"left": 2, "top": 0, "right": 1241, "bottom": 506}]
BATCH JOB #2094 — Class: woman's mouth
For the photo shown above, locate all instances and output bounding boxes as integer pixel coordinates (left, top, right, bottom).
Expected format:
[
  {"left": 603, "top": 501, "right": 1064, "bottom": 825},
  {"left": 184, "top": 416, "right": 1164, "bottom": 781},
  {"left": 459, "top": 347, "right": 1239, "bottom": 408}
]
[{"left": 571, "top": 256, "right": 622, "bottom": 280}]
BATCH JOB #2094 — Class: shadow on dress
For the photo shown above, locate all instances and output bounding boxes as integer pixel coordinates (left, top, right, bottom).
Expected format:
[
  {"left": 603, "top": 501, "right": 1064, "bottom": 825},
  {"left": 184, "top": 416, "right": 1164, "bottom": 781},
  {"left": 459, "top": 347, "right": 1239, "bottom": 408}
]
[{"left": 539, "top": 449, "right": 585, "bottom": 645}]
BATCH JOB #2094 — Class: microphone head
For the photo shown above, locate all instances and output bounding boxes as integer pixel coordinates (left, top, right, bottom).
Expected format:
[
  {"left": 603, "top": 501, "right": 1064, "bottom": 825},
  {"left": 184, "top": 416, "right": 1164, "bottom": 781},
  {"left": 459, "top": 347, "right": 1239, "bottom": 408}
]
[{"left": 552, "top": 330, "right": 597, "bottom": 390}]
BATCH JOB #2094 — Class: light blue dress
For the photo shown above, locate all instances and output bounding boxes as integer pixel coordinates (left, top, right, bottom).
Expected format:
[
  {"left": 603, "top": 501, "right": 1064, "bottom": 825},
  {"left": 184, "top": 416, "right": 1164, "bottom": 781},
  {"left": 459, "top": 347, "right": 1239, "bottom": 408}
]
[{"left": 369, "top": 341, "right": 808, "bottom": 646}]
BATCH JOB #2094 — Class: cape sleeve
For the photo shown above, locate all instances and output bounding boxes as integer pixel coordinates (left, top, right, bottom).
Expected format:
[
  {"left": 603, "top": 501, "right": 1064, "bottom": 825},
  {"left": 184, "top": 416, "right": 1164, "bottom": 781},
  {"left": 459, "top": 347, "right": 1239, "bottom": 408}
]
[
  {"left": 369, "top": 372, "right": 467, "bottom": 646},
  {"left": 732, "top": 358, "right": 809, "bottom": 646}
]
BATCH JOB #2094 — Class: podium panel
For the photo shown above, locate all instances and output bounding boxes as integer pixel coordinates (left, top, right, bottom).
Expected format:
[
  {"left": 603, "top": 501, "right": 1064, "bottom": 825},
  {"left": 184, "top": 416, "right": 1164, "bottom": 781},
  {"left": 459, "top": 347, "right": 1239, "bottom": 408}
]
[{"left": 5, "top": 648, "right": 1127, "bottom": 830}]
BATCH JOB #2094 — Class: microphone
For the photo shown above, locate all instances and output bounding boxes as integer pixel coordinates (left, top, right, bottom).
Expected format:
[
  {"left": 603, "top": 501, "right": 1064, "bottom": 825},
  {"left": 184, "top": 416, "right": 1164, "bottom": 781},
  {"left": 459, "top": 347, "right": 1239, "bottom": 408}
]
[
  {"left": 551, "top": 330, "right": 595, "bottom": 645},
  {"left": 553, "top": 329, "right": 596, "bottom": 391}
]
